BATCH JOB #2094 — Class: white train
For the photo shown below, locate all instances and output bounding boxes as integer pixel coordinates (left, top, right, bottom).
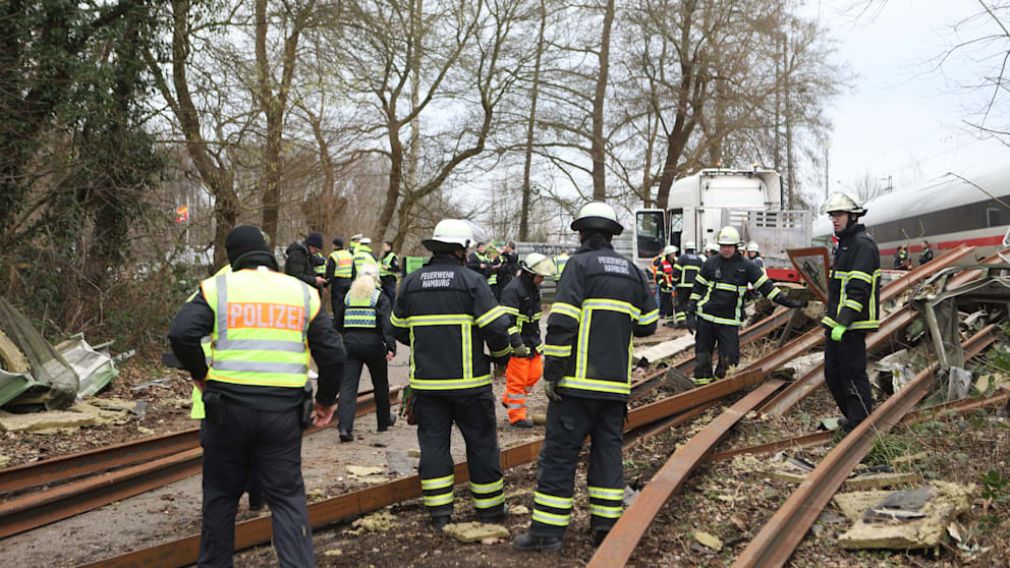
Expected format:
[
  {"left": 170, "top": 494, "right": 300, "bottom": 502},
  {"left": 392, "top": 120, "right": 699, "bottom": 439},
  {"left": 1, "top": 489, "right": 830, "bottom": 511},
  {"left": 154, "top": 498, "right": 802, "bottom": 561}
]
[{"left": 813, "top": 159, "right": 1010, "bottom": 263}]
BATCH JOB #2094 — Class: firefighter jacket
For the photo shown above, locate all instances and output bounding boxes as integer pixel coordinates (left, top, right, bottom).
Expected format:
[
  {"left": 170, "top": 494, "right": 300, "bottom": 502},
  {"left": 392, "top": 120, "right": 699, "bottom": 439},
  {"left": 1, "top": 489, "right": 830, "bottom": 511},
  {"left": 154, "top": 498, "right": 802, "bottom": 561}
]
[
  {"left": 334, "top": 287, "right": 397, "bottom": 355},
  {"left": 689, "top": 252, "right": 783, "bottom": 327},
  {"left": 391, "top": 254, "right": 512, "bottom": 395},
  {"left": 542, "top": 237, "right": 658, "bottom": 402},
  {"left": 672, "top": 252, "right": 704, "bottom": 290},
  {"left": 822, "top": 223, "right": 881, "bottom": 332},
  {"left": 326, "top": 249, "right": 354, "bottom": 281},
  {"left": 498, "top": 272, "right": 543, "bottom": 353},
  {"left": 655, "top": 259, "right": 674, "bottom": 292}
]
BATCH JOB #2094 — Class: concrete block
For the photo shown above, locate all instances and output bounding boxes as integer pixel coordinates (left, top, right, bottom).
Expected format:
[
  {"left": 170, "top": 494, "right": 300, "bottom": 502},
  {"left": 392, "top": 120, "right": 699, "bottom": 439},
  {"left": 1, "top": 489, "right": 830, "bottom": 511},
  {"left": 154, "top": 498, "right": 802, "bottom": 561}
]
[{"left": 838, "top": 482, "right": 975, "bottom": 550}]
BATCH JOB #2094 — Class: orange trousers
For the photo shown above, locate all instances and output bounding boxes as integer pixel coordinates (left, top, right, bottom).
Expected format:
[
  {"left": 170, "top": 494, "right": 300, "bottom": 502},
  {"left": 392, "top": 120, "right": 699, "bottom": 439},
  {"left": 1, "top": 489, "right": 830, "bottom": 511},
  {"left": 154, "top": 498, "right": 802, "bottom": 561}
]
[{"left": 502, "top": 353, "right": 543, "bottom": 423}]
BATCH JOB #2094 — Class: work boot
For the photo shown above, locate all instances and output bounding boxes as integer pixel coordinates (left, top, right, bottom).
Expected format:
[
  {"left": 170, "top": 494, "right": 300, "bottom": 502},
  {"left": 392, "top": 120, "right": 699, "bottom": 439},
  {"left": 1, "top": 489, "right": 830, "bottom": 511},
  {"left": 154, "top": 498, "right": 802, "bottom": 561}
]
[
  {"left": 510, "top": 418, "right": 534, "bottom": 429},
  {"left": 431, "top": 515, "right": 452, "bottom": 531},
  {"left": 591, "top": 529, "right": 610, "bottom": 547},
  {"left": 338, "top": 428, "right": 353, "bottom": 442},
  {"left": 512, "top": 532, "right": 563, "bottom": 552},
  {"left": 378, "top": 413, "right": 397, "bottom": 432},
  {"left": 692, "top": 377, "right": 713, "bottom": 387}
]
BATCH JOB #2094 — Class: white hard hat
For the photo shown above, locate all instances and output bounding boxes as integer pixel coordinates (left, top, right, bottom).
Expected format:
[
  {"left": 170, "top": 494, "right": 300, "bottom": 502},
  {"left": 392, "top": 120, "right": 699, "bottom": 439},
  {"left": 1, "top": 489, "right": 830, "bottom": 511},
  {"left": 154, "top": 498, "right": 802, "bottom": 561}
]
[
  {"left": 684, "top": 240, "right": 697, "bottom": 251},
  {"left": 520, "top": 252, "right": 558, "bottom": 277},
  {"left": 746, "top": 241, "right": 760, "bottom": 253},
  {"left": 350, "top": 233, "right": 363, "bottom": 241},
  {"left": 663, "top": 245, "right": 678, "bottom": 256},
  {"left": 359, "top": 237, "right": 372, "bottom": 245},
  {"left": 422, "top": 219, "right": 474, "bottom": 251},
  {"left": 821, "top": 191, "right": 866, "bottom": 216},
  {"left": 570, "top": 201, "right": 624, "bottom": 235},
  {"left": 717, "top": 226, "right": 742, "bottom": 246}
]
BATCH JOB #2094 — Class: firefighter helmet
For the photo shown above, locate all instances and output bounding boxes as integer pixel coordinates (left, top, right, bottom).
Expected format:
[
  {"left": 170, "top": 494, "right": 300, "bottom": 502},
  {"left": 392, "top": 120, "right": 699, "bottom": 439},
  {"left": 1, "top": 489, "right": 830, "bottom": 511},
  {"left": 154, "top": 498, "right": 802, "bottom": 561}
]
[
  {"left": 663, "top": 245, "right": 678, "bottom": 257},
  {"left": 716, "top": 226, "right": 742, "bottom": 246},
  {"left": 570, "top": 202, "right": 624, "bottom": 235},
  {"left": 683, "top": 240, "right": 697, "bottom": 251},
  {"left": 520, "top": 252, "right": 558, "bottom": 277},
  {"left": 422, "top": 219, "right": 473, "bottom": 251},
  {"left": 746, "top": 241, "right": 760, "bottom": 253},
  {"left": 821, "top": 191, "right": 867, "bottom": 216}
]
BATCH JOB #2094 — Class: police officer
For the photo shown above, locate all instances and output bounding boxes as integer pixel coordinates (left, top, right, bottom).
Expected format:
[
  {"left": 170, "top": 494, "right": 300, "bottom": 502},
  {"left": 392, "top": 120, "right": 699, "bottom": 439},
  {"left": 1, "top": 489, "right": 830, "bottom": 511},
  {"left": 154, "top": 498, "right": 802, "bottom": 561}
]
[
  {"left": 378, "top": 240, "right": 400, "bottom": 303},
  {"left": 334, "top": 264, "right": 396, "bottom": 442},
  {"left": 822, "top": 192, "right": 881, "bottom": 432},
  {"left": 495, "top": 241, "right": 520, "bottom": 299},
  {"left": 513, "top": 202, "right": 659, "bottom": 552},
  {"left": 672, "top": 241, "right": 703, "bottom": 328},
  {"left": 285, "top": 232, "right": 327, "bottom": 290},
  {"left": 351, "top": 237, "right": 378, "bottom": 278},
  {"left": 687, "top": 226, "right": 804, "bottom": 386},
  {"left": 392, "top": 220, "right": 512, "bottom": 529},
  {"left": 918, "top": 240, "right": 934, "bottom": 265},
  {"left": 499, "top": 252, "right": 557, "bottom": 428},
  {"left": 168, "top": 225, "right": 346, "bottom": 567},
  {"left": 467, "top": 241, "right": 492, "bottom": 278},
  {"left": 326, "top": 237, "right": 355, "bottom": 313}
]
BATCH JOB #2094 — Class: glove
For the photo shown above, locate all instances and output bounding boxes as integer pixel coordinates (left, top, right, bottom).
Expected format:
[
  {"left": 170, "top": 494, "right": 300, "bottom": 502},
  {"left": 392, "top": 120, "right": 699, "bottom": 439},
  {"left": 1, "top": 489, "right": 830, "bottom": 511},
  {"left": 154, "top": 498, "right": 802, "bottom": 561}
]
[
  {"left": 779, "top": 297, "right": 807, "bottom": 309},
  {"left": 543, "top": 380, "right": 562, "bottom": 403},
  {"left": 830, "top": 323, "right": 847, "bottom": 342},
  {"left": 514, "top": 344, "right": 531, "bottom": 358}
]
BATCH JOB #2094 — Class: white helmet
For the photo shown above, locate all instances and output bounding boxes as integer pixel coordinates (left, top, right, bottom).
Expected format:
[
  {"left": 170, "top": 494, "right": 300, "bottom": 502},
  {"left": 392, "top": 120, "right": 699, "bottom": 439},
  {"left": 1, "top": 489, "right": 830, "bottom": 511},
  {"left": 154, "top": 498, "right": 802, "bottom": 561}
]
[
  {"left": 717, "top": 226, "right": 742, "bottom": 246},
  {"left": 359, "top": 237, "right": 372, "bottom": 245},
  {"left": 350, "top": 233, "right": 363, "bottom": 241},
  {"left": 570, "top": 202, "right": 624, "bottom": 235},
  {"left": 422, "top": 219, "right": 473, "bottom": 251},
  {"left": 520, "top": 252, "right": 558, "bottom": 277},
  {"left": 706, "top": 242, "right": 719, "bottom": 253},
  {"left": 746, "top": 241, "right": 760, "bottom": 253},
  {"left": 683, "top": 240, "right": 697, "bottom": 251},
  {"left": 821, "top": 191, "right": 866, "bottom": 216},
  {"left": 663, "top": 245, "right": 678, "bottom": 256}
]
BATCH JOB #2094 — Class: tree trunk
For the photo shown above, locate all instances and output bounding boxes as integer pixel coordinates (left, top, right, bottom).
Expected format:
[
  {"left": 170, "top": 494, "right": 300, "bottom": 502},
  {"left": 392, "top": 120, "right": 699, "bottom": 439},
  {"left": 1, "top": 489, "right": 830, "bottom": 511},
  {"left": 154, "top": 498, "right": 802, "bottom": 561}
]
[
  {"left": 590, "top": 0, "right": 615, "bottom": 201},
  {"left": 519, "top": 0, "right": 547, "bottom": 239},
  {"left": 373, "top": 116, "right": 404, "bottom": 240}
]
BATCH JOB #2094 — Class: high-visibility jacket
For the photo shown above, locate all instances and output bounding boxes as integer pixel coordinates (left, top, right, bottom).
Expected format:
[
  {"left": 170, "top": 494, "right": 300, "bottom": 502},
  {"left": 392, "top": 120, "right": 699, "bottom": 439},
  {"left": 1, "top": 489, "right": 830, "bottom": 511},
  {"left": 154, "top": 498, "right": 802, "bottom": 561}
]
[
  {"left": 467, "top": 251, "right": 492, "bottom": 278},
  {"left": 499, "top": 273, "right": 543, "bottom": 352},
  {"left": 344, "top": 289, "right": 381, "bottom": 329},
  {"left": 391, "top": 255, "right": 512, "bottom": 394},
  {"left": 542, "top": 239, "right": 658, "bottom": 401},
  {"left": 655, "top": 259, "right": 674, "bottom": 292},
  {"left": 672, "top": 252, "right": 703, "bottom": 290},
  {"left": 352, "top": 245, "right": 378, "bottom": 277},
  {"left": 327, "top": 249, "right": 354, "bottom": 281},
  {"left": 380, "top": 251, "right": 399, "bottom": 278},
  {"left": 312, "top": 251, "right": 327, "bottom": 276},
  {"left": 552, "top": 253, "right": 569, "bottom": 281},
  {"left": 201, "top": 269, "right": 320, "bottom": 388},
  {"left": 688, "top": 253, "right": 779, "bottom": 327},
  {"left": 823, "top": 223, "right": 881, "bottom": 332}
]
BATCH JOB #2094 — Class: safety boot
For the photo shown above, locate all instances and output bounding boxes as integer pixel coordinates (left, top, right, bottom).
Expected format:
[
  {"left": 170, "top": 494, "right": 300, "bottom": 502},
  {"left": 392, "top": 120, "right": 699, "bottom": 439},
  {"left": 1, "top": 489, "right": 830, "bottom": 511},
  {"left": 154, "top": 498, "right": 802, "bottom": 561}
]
[
  {"left": 338, "top": 428, "right": 353, "bottom": 442},
  {"left": 430, "top": 515, "right": 452, "bottom": 531},
  {"left": 511, "top": 532, "right": 563, "bottom": 552},
  {"left": 510, "top": 418, "right": 534, "bottom": 429},
  {"left": 378, "top": 413, "right": 397, "bottom": 432},
  {"left": 692, "top": 377, "right": 713, "bottom": 387},
  {"left": 591, "top": 529, "right": 610, "bottom": 547}
]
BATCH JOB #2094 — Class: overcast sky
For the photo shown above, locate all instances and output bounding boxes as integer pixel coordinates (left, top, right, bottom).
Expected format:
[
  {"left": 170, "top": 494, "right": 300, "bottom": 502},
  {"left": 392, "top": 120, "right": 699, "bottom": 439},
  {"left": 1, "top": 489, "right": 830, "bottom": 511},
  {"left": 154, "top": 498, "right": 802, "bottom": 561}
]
[{"left": 810, "top": 0, "right": 1008, "bottom": 199}]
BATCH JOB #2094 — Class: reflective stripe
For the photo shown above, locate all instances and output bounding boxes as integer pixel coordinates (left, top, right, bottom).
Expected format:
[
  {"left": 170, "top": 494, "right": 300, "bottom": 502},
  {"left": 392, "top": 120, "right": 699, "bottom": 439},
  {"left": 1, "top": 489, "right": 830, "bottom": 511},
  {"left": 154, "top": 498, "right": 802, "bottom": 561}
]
[
  {"left": 501, "top": 306, "right": 521, "bottom": 316},
  {"left": 639, "top": 309, "right": 660, "bottom": 325},
  {"left": 695, "top": 275, "right": 709, "bottom": 285},
  {"left": 424, "top": 493, "right": 454, "bottom": 507},
  {"left": 589, "top": 504, "right": 623, "bottom": 518},
  {"left": 766, "top": 287, "right": 781, "bottom": 300},
  {"left": 329, "top": 250, "right": 354, "bottom": 278},
  {"left": 848, "top": 270, "right": 874, "bottom": 283},
  {"left": 390, "top": 313, "right": 408, "bottom": 328},
  {"left": 471, "top": 479, "right": 504, "bottom": 493},
  {"left": 697, "top": 311, "right": 742, "bottom": 326},
  {"left": 212, "top": 360, "right": 307, "bottom": 374},
  {"left": 490, "top": 345, "right": 512, "bottom": 357},
  {"left": 507, "top": 326, "right": 520, "bottom": 335},
  {"left": 399, "top": 314, "right": 475, "bottom": 326},
  {"left": 754, "top": 273, "right": 770, "bottom": 288},
  {"left": 588, "top": 486, "right": 624, "bottom": 500},
  {"left": 558, "top": 376, "right": 630, "bottom": 395},
  {"left": 410, "top": 375, "right": 492, "bottom": 391},
  {"left": 421, "top": 475, "right": 455, "bottom": 490},
  {"left": 534, "top": 491, "right": 573, "bottom": 508},
  {"left": 215, "top": 339, "right": 305, "bottom": 352},
  {"left": 843, "top": 299, "right": 863, "bottom": 311},
  {"left": 583, "top": 298, "right": 641, "bottom": 319},
  {"left": 715, "top": 282, "right": 744, "bottom": 292},
  {"left": 507, "top": 403, "right": 525, "bottom": 409},
  {"left": 475, "top": 305, "right": 507, "bottom": 327},
  {"left": 532, "top": 509, "right": 571, "bottom": 526},
  {"left": 473, "top": 494, "right": 505, "bottom": 509},
  {"left": 551, "top": 302, "right": 581, "bottom": 322},
  {"left": 542, "top": 344, "right": 572, "bottom": 357},
  {"left": 689, "top": 293, "right": 701, "bottom": 301}
]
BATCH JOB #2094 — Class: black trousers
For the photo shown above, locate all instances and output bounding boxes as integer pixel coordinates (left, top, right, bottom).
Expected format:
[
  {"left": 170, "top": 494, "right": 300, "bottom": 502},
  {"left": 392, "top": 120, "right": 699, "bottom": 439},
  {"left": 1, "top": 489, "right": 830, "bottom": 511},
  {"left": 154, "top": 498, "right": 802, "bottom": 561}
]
[
  {"left": 658, "top": 290, "right": 674, "bottom": 318},
  {"left": 380, "top": 275, "right": 397, "bottom": 304},
  {"left": 694, "top": 318, "right": 739, "bottom": 379},
  {"left": 199, "top": 403, "right": 312, "bottom": 568},
  {"left": 415, "top": 391, "right": 504, "bottom": 521},
  {"left": 530, "top": 395, "right": 625, "bottom": 538},
  {"left": 330, "top": 280, "right": 351, "bottom": 316},
  {"left": 337, "top": 332, "right": 392, "bottom": 433},
  {"left": 674, "top": 288, "right": 693, "bottom": 324},
  {"left": 823, "top": 329, "right": 873, "bottom": 428}
]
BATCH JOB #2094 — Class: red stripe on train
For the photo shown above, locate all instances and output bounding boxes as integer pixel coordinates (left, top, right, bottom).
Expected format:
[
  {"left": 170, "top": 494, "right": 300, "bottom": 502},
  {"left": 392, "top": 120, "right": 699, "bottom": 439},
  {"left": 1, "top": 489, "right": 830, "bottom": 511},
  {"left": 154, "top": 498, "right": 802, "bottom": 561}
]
[{"left": 879, "top": 234, "right": 1004, "bottom": 256}]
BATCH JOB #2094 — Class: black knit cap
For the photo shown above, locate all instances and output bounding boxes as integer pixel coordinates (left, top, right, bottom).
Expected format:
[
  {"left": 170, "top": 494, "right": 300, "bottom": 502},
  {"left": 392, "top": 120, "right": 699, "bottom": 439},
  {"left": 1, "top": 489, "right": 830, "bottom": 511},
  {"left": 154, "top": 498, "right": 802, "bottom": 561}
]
[
  {"left": 306, "top": 233, "right": 324, "bottom": 249},
  {"left": 225, "top": 225, "right": 270, "bottom": 264},
  {"left": 332, "top": 237, "right": 344, "bottom": 247}
]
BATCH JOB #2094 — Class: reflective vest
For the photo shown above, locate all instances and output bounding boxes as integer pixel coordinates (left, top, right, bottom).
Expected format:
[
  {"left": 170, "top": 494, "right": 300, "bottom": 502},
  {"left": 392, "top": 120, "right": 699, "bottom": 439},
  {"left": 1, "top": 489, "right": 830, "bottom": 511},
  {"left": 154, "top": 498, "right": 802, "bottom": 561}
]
[
  {"left": 344, "top": 289, "right": 381, "bottom": 329},
  {"left": 312, "top": 252, "right": 327, "bottom": 275},
  {"left": 353, "top": 245, "right": 378, "bottom": 274},
  {"left": 553, "top": 254, "right": 569, "bottom": 281},
  {"left": 329, "top": 249, "right": 354, "bottom": 279},
  {"left": 380, "top": 251, "right": 398, "bottom": 278},
  {"left": 201, "top": 269, "right": 319, "bottom": 388}
]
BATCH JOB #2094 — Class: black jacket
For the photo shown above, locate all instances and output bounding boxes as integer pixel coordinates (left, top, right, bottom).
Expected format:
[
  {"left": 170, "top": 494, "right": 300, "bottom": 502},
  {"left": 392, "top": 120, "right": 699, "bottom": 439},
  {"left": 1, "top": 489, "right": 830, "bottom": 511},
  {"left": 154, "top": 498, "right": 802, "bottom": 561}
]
[
  {"left": 466, "top": 250, "right": 492, "bottom": 278},
  {"left": 392, "top": 254, "right": 512, "bottom": 396},
  {"left": 334, "top": 288, "right": 397, "bottom": 354},
  {"left": 495, "top": 251, "right": 519, "bottom": 296},
  {"left": 672, "top": 252, "right": 704, "bottom": 289},
  {"left": 543, "top": 237, "right": 658, "bottom": 402},
  {"left": 167, "top": 252, "right": 346, "bottom": 411},
  {"left": 498, "top": 272, "right": 542, "bottom": 352},
  {"left": 689, "top": 252, "right": 785, "bottom": 326},
  {"left": 823, "top": 223, "right": 881, "bottom": 331},
  {"left": 284, "top": 241, "right": 319, "bottom": 289}
]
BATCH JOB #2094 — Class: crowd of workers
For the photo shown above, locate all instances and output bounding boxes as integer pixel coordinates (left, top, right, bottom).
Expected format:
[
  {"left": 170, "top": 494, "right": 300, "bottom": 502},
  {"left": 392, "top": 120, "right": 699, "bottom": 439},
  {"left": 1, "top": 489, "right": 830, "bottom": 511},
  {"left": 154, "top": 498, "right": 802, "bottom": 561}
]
[{"left": 167, "top": 189, "right": 881, "bottom": 564}]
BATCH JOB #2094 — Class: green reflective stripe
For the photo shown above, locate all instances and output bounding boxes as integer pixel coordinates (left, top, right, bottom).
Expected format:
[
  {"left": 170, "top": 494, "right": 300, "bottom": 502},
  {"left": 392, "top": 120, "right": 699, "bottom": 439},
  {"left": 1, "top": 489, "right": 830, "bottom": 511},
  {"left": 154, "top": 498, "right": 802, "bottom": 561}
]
[
  {"left": 715, "top": 282, "right": 745, "bottom": 293},
  {"left": 501, "top": 306, "right": 521, "bottom": 316},
  {"left": 551, "top": 302, "right": 581, "bottom": 322},
  {"left": 390, "top": 313, "right": 408, "bottom": 327},
  {"left": 639, "top": 309, "right": 660, "bottom": 325},
  {"left": 766, "top": 287, "right": 781, "bottom": 300},
  {"left": 462, "top": 322, "right": 473, "bottom": 381},
  {"left": 507, "top": 326, "right": 520, "bottom": 335},
  {"left": 534, "top": 491, "right": 573, "bottom": 508},
  {"left": 848, "top": 270, "right": 874, "bottom": 283},
  {"left": 588, "top": 486, "right": 624, "bottom": 500},
  {"left": 421, "top": 475, "right": 455, "bottom": 490},
  {"left": 490, "top": 345, "right": 512, "bottom": 358},
  {"left": 473, "top": 494, "right": 506, "bottom": 509},
  {"left": 215, "top": 339, "right": 304, "bottom": 352},
  {"left": 575, "top": 308, "right": 592, "bottom": 378},
  {"left": 822, "top": 316, "right": 840, "bottom": 327},
  {"left": 471, "top": 478, "right": 504, "bottom": 493},
  {"left": 475, "top": 305, "right": 507, "bottom": 327},
  {"left": 517, "top": 311, "right": 542, "bottom": 323},
  {"left": 754, "top": 273, "right": 770, "bottom": 288},
  {"left": 535, "top": 344, "right": 544, "bottom": 353},
  {"left": 689, "top": 293, "right": 701, "bottom": 301},
  {"left": 697, "top": 311, "right": 741, "bottom": 326},
  {"left": 558, "top": 376, "right": 630, "bottom": 395},
  {"left": 674, "top": 312, "right": 686, "bottom": 322},
  {"left": 850, "top": 320, "right": 880, "bottom": 330},
  {"left": 843, "top": 299, "right": 863, "bottom": 311},
  {"left": 589, "top": 504, "right": 623, "bottom": 518},
  {"left": 401, "top": 314, "right": 475, "bottom": 326},
  {"left": 532, "top": 509, "right": 571, "bottom": 526},
  {"left": 410, "top": 375, "right": 492, "bottom": 391},
  {"left": 424, "top": 493, "right": 454, "bottom": 507},
  {"left": 542, "top": 344, "right": 572, "bottom": 357},
  {"left": 695, "top": 275, "right": 709, "bottom": 285},
  {"left": 583, "top": 298, "right": 641, "bottom": 319}
]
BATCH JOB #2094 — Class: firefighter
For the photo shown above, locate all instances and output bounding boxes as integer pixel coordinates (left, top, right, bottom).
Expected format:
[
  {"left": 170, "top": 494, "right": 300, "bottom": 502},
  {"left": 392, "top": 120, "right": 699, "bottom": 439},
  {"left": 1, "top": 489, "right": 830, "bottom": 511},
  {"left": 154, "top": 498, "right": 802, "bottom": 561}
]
[
  {"left": 512, "top": 202, "right": 658, "bottom": 552},
  {"left": 351, "top": 237, "right": 378, "bottom": 278},
  {"left": 822, "top": 192, "right": 880, "bottom": 432},
  {"left": 333, "top": 263, "right": 397, "bottom": 442},
  {"left": 918, "top": 240, "right": 934, "bottom": 265},
  {"left": 672, "top": 241, "right": 703, "bottom": 328},
  {"left": 656, "top": 245, "right": 677, "bottom": 326},
  {"left": 168, "top": 225, "right": 346, "bottom": 566},
  {"left": 326, "top": 238, "right": 355, "bottom": 314},
  {"left": 392, "top": 219, "right": 512, "bottom": 529},
  {"left": 379, "top": 240, "right": 400, "bottom": 303},
  {"left": 687, "top": 226, "right": 804, "bottom": 386},
  {"left": 499, "top": 252, "right": 557, "bottom": 428},
  {"left": 746, "top": 241, "right": 764, "bottom": 269}
]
